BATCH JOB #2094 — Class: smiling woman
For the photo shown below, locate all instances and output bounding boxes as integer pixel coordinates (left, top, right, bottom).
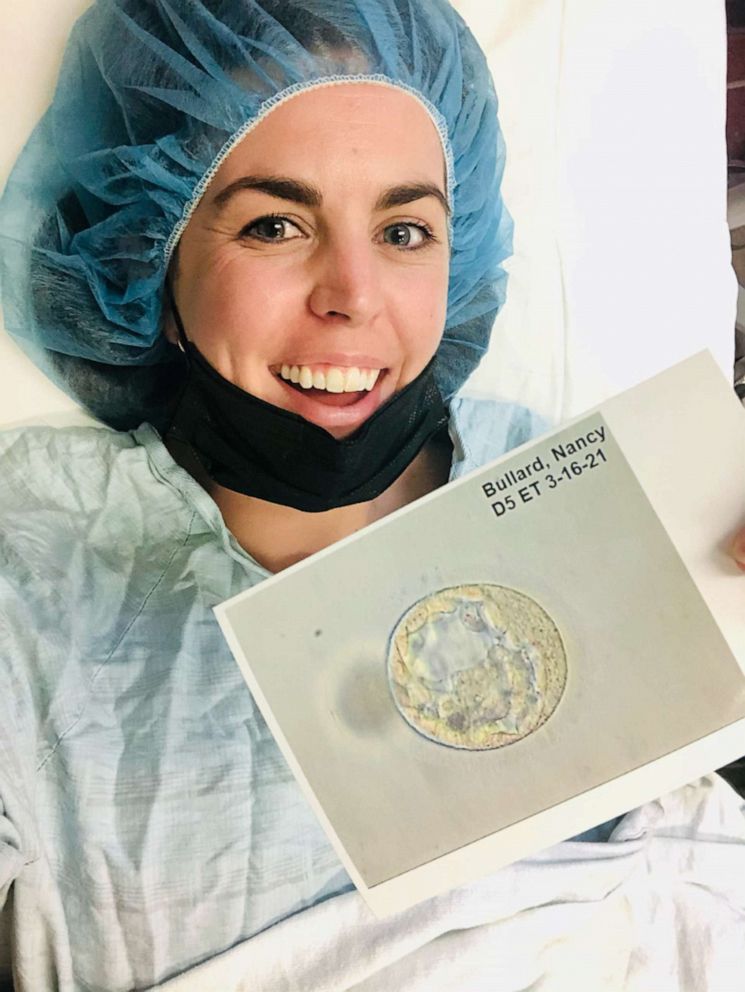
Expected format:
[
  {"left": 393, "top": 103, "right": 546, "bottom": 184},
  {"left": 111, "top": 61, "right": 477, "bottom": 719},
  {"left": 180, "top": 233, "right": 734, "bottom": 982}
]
[
  {"left": 0, "top": 1, "right": 536, "bottom": 989},
  {"left": 162, "top": 81, "right": 454, "bottom": 566},
  {"left": 167, "top": 83, "right": 450, "bottom": 433}
]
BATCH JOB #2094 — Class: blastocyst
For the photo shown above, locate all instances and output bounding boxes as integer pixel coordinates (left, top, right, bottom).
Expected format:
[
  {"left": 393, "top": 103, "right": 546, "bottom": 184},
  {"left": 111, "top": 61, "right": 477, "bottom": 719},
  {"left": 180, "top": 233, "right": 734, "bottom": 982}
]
[{"left": 387, "top": 584, "right": 567, "bottom": 750}]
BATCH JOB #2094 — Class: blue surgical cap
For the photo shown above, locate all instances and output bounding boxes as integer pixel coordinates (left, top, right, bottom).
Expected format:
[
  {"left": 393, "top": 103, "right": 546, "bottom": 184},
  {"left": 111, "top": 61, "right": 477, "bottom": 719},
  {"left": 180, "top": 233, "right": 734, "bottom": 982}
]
[{"left": 0, "top": 0, "right": 511, "bottom": 430}]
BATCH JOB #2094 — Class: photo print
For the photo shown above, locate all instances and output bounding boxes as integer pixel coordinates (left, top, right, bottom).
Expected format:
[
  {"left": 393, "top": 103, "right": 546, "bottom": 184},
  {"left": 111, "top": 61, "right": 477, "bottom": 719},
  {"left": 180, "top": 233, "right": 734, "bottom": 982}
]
[{"left": 217, "top": 392, "right": 745, "bottom": 898}]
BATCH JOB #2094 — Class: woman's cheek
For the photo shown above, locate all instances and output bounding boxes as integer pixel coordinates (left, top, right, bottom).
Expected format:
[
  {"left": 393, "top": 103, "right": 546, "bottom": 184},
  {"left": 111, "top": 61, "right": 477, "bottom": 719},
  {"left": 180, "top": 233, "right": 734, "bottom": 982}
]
[
  {"left": 193, "top": 264, "right": 267, "bottom": 344},
  {"left": 413, "top": 270, "right": 448, "bottom": 342}
]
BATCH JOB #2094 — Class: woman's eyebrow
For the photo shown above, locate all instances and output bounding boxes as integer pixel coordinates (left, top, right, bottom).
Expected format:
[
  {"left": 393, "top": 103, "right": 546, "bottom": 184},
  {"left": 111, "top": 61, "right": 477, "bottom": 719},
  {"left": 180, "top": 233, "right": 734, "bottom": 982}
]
[
  {"left": 212, "top": 175, "right": 450, "bottom": 216},
  {"left": 212, "top": 176, "right": 319, "bottom": 210},
  {"left": 380, "top": 181, "right": 451, "bottom": 217}
]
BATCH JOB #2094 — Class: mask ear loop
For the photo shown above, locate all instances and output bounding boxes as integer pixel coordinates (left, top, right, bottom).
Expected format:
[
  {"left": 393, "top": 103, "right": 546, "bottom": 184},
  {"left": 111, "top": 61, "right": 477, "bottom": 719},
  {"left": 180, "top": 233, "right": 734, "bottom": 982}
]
[{"left": 164, "top": 279, "right": 189, "bottom": 354}]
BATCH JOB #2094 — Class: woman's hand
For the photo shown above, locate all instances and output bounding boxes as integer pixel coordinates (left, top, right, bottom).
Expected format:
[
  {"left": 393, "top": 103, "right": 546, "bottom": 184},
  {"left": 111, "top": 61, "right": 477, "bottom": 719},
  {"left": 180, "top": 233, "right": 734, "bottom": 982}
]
[{"left": 729, "top": 526, "right": 745, "bottom": 573}]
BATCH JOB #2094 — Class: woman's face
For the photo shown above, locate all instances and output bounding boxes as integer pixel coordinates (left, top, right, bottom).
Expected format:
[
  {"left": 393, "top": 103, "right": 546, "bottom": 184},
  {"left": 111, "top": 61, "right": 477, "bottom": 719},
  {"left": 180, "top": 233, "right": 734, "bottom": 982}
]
[{"left": 168, "top": 83, "right": 450, "bottom": 439}]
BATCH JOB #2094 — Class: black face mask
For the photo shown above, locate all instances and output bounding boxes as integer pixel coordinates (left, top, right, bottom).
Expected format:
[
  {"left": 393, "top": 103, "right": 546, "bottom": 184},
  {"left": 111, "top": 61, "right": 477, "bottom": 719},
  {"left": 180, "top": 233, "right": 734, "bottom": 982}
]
[{"left": 163, "top": 293, "right": 449, "bottom": 513}]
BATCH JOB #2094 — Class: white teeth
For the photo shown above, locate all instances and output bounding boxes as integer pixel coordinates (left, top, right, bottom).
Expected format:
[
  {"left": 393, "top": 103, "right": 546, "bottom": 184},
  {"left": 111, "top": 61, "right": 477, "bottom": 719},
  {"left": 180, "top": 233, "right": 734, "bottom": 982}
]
[
  {"left": 278, "top": 364, "right": 382, "bottom": 393},
  {"left": 343, "top": 367, "right": 362, "bottom": 392},
  {"left": 325, "top": 368, "right": 345, "bottom": 393}
]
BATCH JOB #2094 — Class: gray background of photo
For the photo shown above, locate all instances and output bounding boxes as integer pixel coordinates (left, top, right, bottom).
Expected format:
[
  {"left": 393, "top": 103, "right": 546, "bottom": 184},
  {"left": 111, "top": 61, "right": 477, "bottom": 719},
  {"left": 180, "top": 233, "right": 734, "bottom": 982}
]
[{"left": 224, "top": 414, "right": 745, "bottom": 887}]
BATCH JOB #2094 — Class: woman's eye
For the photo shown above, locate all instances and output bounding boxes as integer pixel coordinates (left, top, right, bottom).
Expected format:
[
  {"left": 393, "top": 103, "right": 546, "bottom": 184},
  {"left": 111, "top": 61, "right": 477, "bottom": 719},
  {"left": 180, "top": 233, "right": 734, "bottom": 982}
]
[
  {"left": 240, "top": 215, "right": 303, "bottom": 242},
  {"left": 383, "top": 223, "right": 433, "bottom": 250}
]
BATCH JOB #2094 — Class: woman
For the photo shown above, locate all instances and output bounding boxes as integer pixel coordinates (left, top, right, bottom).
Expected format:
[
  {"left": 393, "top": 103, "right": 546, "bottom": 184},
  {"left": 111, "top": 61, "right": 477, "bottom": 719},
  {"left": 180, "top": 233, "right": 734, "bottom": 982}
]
[
  {"left": 0, "top": 2, "right": 743, "bottom": 990},
  {"left": 0, "top": 1, "right": 524, "bottom": 987},
  {"left": 161, "top": 79, "right": 458, "bottom": 569}
]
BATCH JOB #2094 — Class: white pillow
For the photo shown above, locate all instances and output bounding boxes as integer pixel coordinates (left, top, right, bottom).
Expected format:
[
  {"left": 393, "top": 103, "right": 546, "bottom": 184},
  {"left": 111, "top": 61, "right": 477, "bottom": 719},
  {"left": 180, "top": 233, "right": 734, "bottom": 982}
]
[
  {"left": 0, "top": 0, "right": 735, "bottom": 427},
  {"left": 453, "top": 0, "right": 735, "bottom": 420}
]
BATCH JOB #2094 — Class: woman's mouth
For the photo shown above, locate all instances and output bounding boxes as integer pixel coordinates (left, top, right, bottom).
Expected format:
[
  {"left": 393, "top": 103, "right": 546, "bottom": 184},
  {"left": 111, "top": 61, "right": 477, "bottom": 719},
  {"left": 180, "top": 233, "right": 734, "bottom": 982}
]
[
  {"left": 271, "top": 362, "right": 389, "bottom": 430},
  {"left": 279, "top": 363, "right": 381, "bottom": 394}
]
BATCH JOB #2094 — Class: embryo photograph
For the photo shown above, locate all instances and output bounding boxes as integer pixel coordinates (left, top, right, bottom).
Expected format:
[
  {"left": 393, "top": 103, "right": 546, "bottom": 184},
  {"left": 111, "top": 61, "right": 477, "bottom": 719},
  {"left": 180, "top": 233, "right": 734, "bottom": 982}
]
[
  {"left": 220, "top": 414, "right": 745, "bottom": 888},
  {"left": 387, "top": 583, "right": 567, "bottom": 750}
]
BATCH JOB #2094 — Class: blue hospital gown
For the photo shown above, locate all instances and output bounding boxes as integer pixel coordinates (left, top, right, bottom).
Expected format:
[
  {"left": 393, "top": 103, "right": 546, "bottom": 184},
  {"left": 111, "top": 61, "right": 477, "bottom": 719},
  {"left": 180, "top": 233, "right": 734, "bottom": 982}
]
[{"left": 0, "top": 397, "right": 571, "bottom": 991}]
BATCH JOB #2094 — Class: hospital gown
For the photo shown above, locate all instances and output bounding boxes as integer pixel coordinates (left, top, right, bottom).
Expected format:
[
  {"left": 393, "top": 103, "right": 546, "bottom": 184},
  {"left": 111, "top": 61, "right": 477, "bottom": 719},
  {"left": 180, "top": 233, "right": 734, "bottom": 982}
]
[{"left": 0, "top": 397, "right": 558, "bottom": 992}]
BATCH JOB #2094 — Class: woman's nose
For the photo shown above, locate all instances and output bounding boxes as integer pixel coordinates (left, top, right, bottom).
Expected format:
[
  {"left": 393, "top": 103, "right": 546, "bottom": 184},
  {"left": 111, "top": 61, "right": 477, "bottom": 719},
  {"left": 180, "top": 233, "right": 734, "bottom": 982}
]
[{"left": 307, "top": 235, "right": 382, "bottom": 325}]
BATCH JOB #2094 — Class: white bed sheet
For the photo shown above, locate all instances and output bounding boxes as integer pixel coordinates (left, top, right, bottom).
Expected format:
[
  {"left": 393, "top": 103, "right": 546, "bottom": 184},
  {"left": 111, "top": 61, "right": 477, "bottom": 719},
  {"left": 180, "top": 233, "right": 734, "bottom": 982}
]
[
  {"left": 0, "top": 0, "right": 736, "bottom": 427},
  {"left": 151, "top": 774, "right": 745, "bottom": 992}
]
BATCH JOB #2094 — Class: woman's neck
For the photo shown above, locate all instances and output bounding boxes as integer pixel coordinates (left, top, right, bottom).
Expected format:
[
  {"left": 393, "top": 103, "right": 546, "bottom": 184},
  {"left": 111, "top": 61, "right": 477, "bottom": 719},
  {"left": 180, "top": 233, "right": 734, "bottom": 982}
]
[{"left": 180, "top": 429, "right": 453, "bottom": 573}]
